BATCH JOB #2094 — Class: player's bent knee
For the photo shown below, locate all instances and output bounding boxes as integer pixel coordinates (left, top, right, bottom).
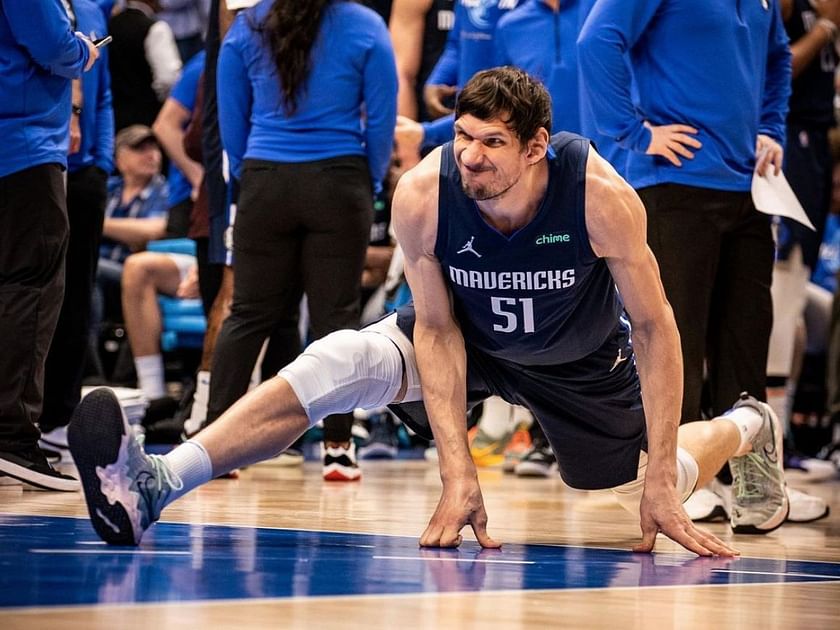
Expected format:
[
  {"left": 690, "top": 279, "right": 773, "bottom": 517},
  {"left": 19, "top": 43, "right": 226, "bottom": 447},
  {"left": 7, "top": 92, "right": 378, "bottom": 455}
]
[
  {"left": 610, "top": 448, "right": 700, "bottom": 518},
  {"left": 278, "top": 329, "right": 404, "bottom": 425}
]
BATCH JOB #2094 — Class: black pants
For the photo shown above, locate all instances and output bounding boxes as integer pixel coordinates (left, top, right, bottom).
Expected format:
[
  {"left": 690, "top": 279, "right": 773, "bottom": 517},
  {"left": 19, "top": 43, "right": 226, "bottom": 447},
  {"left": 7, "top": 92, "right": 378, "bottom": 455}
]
[
  {"left": 39, "top": 166, "right": 108, "bottom": 432},
  {"left": 208, "top": 157, "right": 372, "bottom": 443},
  {"left": 0, "top": 164, "right": 69, "bottom": 451},
  {"left": 638, "top": 183, "right": 774, "bottom": 421},
  {"left": 195, "top": 237, "right": 224, "bottom": 317}
]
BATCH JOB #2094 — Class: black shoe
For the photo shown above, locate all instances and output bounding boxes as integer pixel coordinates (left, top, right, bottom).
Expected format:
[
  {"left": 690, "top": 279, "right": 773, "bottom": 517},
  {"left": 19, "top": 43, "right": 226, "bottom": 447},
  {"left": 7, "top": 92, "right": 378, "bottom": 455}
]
[
  {"left": 0, "top": 447, "right": 79, "bottom": 491},
  {"left": 358, "top": 414, "right": 399, "bottom": 460}
]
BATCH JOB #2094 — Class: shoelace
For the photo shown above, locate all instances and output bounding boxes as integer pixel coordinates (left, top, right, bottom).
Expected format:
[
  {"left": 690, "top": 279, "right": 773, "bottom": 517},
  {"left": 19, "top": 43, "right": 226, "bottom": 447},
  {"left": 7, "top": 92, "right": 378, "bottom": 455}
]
[
  {"left": 133, "top": 433, "right": 184, "bottom": 494},
  {"left": 733, "top": 452, "right": 778, "bottom": 501}
]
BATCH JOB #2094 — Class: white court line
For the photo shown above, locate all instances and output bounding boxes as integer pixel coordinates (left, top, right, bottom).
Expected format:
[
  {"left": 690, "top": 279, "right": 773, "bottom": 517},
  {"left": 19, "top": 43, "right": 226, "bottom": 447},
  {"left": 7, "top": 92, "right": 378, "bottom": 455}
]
[
  {"left": 373, "top": 555, "right": 534, "bottom": 565},
  {"left": 712, "top": 569, "right": 840, "bottom": 580},
  {"left": 29, "top": 549, "right": 191, "bottom": 556}
]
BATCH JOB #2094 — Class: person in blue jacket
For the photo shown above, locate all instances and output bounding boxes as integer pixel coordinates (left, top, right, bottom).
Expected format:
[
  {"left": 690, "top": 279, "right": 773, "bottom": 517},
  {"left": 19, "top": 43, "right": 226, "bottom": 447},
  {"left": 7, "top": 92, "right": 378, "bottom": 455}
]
[
  {"left": 578, "top": 0, "right": 792, "bottom": 518},
  {"left": 0, "top": 0, "right": 99, "bottom": 491},
  {"left": 493, "top": 0, "right": 584, "bottom": 135},
  {"left": 578, "top": 0, "right": 791, "bottom": 423},
  {"left": 210, "top": 0, "right": 397, "bottom": 481},
  {"left": 416, "top": 0, "right": 520, "bottom": 151},
  {"left": 38, "top": 0, "right": 116, "bottom": 464}
]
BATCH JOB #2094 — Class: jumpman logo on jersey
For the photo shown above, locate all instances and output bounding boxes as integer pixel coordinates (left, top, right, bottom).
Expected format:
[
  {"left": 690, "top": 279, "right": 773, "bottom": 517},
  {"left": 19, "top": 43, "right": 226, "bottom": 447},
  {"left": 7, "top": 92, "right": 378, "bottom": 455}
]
[
  {"left": 610, "top": 347, "right": 628, "bottom": 372},
  {"left": 457, "top": 236, "right": 482, "bottom": 258}
]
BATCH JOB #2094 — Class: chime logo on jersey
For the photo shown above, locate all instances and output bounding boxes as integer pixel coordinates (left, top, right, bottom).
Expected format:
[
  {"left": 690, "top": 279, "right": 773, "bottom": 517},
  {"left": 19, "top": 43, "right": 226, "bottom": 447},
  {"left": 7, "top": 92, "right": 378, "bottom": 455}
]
[
  {"left": 448, "top": 265, "right": 575, "bottom": 290},
  {"left": 535, "top": 232, "right": 571, "bottom": 246}
]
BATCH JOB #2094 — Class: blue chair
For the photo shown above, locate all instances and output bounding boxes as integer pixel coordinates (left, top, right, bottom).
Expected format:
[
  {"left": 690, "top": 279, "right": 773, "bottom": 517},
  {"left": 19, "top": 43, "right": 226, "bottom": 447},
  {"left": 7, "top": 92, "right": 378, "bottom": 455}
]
[{"left": 146, "top": 239, "right": 206, "bottom": 351}]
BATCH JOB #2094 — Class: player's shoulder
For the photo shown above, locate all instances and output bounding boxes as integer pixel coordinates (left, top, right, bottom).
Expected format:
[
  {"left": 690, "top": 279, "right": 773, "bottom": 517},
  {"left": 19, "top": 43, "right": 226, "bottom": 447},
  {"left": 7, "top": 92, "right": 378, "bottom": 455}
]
[
  {"left": 392, "top": 148, "right": 443, "bottom": 251},
  {"left": 395, "top": 147, "right": 442, "bottom": 207}
]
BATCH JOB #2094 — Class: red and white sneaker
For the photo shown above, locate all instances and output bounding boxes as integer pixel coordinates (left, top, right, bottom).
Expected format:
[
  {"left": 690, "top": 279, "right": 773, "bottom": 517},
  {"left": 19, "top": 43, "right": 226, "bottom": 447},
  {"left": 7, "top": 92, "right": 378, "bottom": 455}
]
[{"left": 322, "top": 442, "right": 361, "bottom": 482}]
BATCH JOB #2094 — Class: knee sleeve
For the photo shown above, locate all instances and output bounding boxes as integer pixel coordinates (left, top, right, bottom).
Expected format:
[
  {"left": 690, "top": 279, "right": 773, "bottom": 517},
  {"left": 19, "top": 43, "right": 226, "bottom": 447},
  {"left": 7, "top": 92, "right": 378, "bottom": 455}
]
[
  {"left": 279, "top": 330, "right": 404, "bottom": 425},
  {"left": 610, "top": 447, "right": 700, "bottom": 518}
]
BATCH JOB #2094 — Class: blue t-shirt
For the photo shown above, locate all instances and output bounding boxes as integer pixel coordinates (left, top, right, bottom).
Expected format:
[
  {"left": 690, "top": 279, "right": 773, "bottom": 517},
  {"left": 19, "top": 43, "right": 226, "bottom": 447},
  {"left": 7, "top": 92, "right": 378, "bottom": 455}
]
[{"left": 100, "top": 174, "right": 169, "bottom": 263}]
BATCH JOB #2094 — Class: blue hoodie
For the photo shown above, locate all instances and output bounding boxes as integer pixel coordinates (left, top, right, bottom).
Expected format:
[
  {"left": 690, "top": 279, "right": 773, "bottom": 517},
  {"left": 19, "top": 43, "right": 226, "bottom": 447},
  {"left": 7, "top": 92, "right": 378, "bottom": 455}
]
[
  {"left": 217, "top": 0, "right": 397, "bottom": 191},
  {"left": 0, "top": 0, "right": 91, "bottom": 178},
  {"left": 68, "top": 0, "right": 114, "bottom": 174},
  {"left": 578, "top": 0, "right": 791, "bottom": 192}
]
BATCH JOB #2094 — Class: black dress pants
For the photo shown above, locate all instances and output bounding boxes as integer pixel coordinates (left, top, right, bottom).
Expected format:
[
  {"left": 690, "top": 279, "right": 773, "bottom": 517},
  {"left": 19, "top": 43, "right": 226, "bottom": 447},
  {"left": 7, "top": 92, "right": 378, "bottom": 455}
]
[
  {"left": 0, "top": 164, "right": 69, "bottom": 450},
  {"left": 638, "top": 183, "right": 775, "bottom": 422},
  {"left": 39, "top": 166, "right": 107, "bottom": 432},
  {"left": 207, "top": 157, "right": 372, "bottom": 443}
]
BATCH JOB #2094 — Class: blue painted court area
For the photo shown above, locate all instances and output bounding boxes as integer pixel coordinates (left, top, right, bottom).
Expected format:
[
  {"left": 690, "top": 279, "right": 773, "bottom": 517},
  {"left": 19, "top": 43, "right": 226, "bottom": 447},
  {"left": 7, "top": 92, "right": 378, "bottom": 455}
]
[{"left": 2, "top": 514, "right": 839, "bottom": 608}]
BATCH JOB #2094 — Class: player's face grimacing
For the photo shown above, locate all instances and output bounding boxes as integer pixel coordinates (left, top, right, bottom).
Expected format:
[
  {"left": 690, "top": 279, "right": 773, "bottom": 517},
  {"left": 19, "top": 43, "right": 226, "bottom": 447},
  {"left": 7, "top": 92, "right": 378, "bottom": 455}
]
[{"left": 453, "top": 115, "right": 530, "bottom": 202}]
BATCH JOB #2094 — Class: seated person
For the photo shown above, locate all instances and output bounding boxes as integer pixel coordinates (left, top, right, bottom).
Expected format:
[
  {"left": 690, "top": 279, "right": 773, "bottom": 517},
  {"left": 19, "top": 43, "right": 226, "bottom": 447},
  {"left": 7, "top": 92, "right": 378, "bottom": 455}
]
[
  {"left": 94, "top": 124, "right": 169, "bottom": 330},
  {"left": 122, "top": 254, "right": 199, "bottom": 400}
]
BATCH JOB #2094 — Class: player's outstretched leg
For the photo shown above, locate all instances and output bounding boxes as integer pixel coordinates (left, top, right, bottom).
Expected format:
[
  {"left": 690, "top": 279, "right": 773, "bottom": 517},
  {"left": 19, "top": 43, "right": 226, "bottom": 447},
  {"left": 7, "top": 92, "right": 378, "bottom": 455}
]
[{"left": 68, "top": 388, "right": 181, "bottom": 545}]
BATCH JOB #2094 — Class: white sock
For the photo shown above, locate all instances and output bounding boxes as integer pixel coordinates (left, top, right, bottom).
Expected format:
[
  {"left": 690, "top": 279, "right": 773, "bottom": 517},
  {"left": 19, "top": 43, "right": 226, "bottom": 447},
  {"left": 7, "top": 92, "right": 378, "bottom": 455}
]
[
  {"left": 184, "top": 371, "right": 210, "bottom": 436},
  {"left": 162, "top": 440, "right": 213, "bottom": 506},
  {"left": 135, "top": 354, "right": 166, "bottom": 399},
  {"left": 477, "top": 396, "right": 515, "bottom": 440},
  {"left": 721, "top": 406, "right": 765, "bottom": 453}
]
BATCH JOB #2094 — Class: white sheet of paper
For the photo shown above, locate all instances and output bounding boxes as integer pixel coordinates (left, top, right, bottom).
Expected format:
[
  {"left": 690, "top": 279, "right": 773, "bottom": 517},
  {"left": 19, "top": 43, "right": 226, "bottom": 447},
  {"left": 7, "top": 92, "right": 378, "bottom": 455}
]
[{"left": 751, "top": 170, "right": 815, "bottom": 231}]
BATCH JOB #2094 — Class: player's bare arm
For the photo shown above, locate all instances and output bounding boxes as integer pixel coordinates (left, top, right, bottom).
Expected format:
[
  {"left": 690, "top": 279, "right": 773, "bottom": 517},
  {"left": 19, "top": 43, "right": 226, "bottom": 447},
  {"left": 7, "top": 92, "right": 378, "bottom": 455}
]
[
  {"left": 585, "top": 148, "right": 731, "bottom": 556},
  {"left": 392, "top": 148, "right": 500, "bottom": 549}
]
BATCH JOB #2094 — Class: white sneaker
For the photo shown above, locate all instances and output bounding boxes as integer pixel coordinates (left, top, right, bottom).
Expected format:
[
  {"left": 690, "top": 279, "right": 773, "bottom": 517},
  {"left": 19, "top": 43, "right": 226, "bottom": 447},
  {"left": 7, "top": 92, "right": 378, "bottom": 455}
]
[
  {"left": 38, "top": 425, "right": 73, "bottom": 463},
  {"left": 727, "top": 394, "right": 789, "bottom": 534},
  {"left": 684, "top": 480, "right": 728, "bottom": 521},
  {"left": 322, "top": 442, "right": 361, "bottom": 481},
  {"left": 786, "top": 487, "right": 830, "bottom": 523},
  {"left": 784, "top": 454, "right": 837, "bottom": 483}
]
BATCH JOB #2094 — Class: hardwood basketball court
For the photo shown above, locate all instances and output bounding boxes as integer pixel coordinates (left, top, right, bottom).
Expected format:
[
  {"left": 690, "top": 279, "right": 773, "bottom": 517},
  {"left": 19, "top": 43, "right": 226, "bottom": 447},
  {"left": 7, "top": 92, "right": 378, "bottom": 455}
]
[{"left": 2, "top": 458, "right": 839, "bottom": 629}]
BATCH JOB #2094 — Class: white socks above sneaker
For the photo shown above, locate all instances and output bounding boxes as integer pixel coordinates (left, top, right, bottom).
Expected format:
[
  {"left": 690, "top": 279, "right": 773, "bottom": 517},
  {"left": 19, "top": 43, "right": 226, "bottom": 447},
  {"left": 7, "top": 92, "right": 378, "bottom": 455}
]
[
  {"left": 722, "top": 406, "right": 765, "bottom": 454},
  {"left": 135, "top": 354, "right": 166, "bottom": 400},
  {"left": 183, "top": 371, "right": 210, "bottom": 436},
  {"left": 477, "top": 396, "right": 517, "bottom": 440},
  {"left": 162, "top": 440, "right": 213, "bottom": 506}
]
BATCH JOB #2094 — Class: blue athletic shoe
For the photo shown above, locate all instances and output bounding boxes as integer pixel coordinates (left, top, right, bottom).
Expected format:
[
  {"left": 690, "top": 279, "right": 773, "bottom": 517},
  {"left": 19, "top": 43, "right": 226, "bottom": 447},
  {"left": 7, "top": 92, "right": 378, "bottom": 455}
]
[{"left": 68, "top": 388, "right": 182, "bottom": 545}]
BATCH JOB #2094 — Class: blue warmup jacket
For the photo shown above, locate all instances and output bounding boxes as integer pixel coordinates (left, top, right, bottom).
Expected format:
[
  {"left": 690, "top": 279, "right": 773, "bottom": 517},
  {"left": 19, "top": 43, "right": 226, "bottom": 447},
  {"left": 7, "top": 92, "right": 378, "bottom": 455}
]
[
  {"left": 421, "top": 0, "right": 521, "bottom": 148},
  {"left": 217, "top": 0, "right": 397, "bottom": 191},
  {"left": 68, "top": 0, "right": 114, "bottom": 175},
  {"left": 0, "top": 0, "right": 91, "bottom": 178},
  {"left": 494, "top": 0, "right": 585, "bottom": 134},
  {"left": 577, "top": 0, "right": 791, "bottom": 192}
]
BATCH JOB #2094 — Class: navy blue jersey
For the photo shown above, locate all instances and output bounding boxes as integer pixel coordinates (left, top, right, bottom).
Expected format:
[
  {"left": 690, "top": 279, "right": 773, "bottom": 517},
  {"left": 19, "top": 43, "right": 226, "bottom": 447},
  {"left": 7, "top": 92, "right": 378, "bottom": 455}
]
[
  {"left": 434, "top": 132, "right": 624, "bottom": 365},
  {"left": 786, "top": 0, "right": 838, "bottom": 127}
]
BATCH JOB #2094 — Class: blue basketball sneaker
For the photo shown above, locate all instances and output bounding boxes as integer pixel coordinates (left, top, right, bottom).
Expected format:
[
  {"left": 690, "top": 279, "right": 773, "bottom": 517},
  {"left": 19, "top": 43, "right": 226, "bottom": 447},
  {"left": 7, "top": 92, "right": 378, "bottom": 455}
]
[
  {"left": 727, "top": 394, "right": 789, "bottom": 534},
  {"left": 68, "top": 388, "right": 182, "bottom": 545}
]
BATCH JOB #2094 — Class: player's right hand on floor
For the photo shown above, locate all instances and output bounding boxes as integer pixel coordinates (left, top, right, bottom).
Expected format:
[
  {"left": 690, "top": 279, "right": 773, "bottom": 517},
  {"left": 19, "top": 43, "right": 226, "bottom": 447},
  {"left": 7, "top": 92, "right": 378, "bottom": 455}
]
[{"left": 419, "top": 477, "right": 501, "bottom": 549}]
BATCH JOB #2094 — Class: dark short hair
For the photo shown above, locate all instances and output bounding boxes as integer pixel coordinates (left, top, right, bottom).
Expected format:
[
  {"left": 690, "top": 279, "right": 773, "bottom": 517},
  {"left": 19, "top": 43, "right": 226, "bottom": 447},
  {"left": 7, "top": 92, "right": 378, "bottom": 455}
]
[{"left": 455, "top": 66, "right": 552, "bottom": 144}]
